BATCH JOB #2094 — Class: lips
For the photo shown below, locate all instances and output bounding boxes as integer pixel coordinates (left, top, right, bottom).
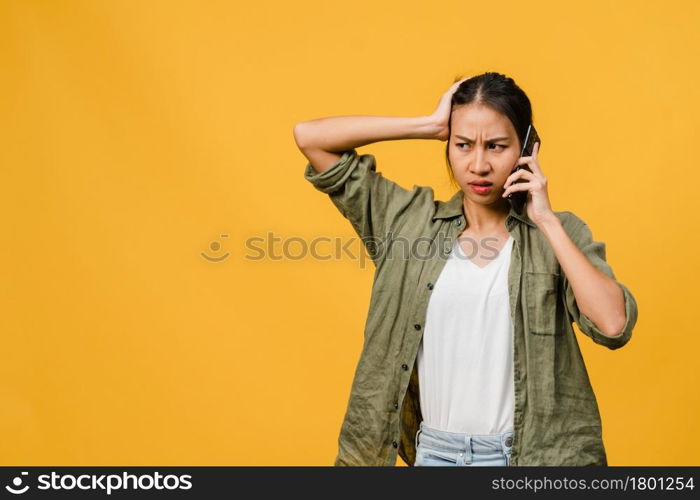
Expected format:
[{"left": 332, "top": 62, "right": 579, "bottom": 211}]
[{"left": 469, "top": 183, "right": 493, "bottom": 194}]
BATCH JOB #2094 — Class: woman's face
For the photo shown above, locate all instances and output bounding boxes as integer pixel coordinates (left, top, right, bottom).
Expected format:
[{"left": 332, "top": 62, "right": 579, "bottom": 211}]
[{"left": 448, "top": 102, "right": 522, "bottom": 205}]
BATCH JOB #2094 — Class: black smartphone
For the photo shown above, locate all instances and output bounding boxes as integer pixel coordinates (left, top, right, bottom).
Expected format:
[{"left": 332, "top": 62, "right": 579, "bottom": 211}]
[{"left": 507, "top": 124, "right": 541, "bottom": 214}]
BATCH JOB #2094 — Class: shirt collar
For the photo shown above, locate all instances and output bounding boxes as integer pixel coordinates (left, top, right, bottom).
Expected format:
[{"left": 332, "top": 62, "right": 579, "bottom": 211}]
[{"left": 432, "top": 188, "right": 537, "bottom": 228}]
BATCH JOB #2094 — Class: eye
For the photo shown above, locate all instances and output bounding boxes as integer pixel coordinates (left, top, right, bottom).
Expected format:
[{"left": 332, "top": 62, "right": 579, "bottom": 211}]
[{"left": 456, "top": 143, "right": 506, "bottom": 150}]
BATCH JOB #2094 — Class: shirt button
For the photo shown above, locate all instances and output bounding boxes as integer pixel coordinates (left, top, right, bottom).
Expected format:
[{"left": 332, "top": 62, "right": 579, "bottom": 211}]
[
  {"left": 392, "top": 441, "right": 398, "bottom": 448},
  {"left": 427, "top": 282, "right": 434, "bottom": 290},
  {"left": 414, "top": 324, "right": 421, "bottom": 330},
  {"left": 394, "top": 402, "right": 399, "bottom": 409},
  {"left": 455, "top": 219, "right": 462, "bottom": 226},
  {"left": 505, "top": 436, "right": 513, "bottom": 447},
  {"left": 401, "top": 363, "right": 409, "bottom": 371}
]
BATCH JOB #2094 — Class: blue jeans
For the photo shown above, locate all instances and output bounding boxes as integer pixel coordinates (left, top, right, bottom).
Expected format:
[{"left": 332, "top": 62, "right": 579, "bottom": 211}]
[{"left": 414, "top": 421, "right": 514, "bottom": 466}]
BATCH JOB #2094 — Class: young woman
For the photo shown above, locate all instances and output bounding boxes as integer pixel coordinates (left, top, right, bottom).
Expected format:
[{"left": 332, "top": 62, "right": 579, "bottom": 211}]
[{"left": 294, "top": 72, "right": 638, "bottom": 467}]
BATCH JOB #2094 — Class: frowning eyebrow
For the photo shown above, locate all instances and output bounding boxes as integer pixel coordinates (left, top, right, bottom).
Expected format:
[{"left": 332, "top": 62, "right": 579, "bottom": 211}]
[{"left": 455, "top": 135, "right": 510, "bottom": 142}]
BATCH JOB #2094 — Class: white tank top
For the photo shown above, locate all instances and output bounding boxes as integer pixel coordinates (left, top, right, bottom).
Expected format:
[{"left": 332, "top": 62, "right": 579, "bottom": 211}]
[{"left": 417, "top": 235, "right": 515, "bottom": 434}]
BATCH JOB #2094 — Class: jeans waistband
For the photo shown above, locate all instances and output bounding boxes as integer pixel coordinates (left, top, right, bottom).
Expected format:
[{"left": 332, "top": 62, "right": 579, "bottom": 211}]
[{"left": 415, "top": 421, "right": 514, "bottom": 455}]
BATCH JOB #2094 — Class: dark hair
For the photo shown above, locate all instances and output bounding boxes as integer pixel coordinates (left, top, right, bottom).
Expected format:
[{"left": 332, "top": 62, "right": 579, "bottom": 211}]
[{"left": 445, "top": 72, "right": 533, "bottom": 189}]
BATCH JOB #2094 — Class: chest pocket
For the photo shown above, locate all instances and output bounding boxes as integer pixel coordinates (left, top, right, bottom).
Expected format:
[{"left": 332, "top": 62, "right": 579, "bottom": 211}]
[{"left": 525, "top": 271, "right": 561, "bottom": 336}]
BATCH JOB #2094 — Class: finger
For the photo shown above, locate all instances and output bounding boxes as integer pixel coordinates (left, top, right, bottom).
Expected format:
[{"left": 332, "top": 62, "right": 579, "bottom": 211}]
[
  {"left": 516, "top": 155, "right": 541, "bottom": 175},
  {"left": 501, "top": 181, "right": 531, "bottom": 197},
  {"left": 527, "top": 158, "right": 542, "bottom": 176},
  {"left": 504, "top": 179, "right": 534, "bottom": 190},
  {"left": 530, "top": 142, "right": 541, "bottom": 170},
  {"left": 516, "top": 155, "right": 533, "bottom": 166},
  {"left": 505, "top": 169, "right": 522, "bottom": 187},
  {"left": 505, "top": 168, "right": 535, "bottom": 187}
]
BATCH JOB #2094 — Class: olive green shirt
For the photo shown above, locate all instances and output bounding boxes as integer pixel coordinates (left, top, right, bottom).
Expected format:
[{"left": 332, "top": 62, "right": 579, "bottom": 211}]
[{"left": 303, "top": 148, "right": 638, "bottom": 466}]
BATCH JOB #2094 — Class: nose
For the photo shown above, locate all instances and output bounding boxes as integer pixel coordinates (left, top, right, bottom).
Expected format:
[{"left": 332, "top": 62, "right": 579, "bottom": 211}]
[{"left": 469, "top": 148, "right": 491, "bottom": 174}]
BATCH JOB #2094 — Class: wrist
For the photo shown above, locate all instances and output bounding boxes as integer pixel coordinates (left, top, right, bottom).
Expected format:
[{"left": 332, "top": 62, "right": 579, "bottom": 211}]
[
  {"left": 535, "top": 212, "right": 562, "bottom": 235},
  {"left": 416, "top": 115, "right": 446, "bottom": 140}
]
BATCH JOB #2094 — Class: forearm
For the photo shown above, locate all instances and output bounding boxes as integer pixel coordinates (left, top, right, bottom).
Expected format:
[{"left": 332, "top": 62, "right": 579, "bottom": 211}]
[
  {"left": 538, "top": 215, "right": 626, "bottom": 337},
  {"left": 293, "top": 115, "right": 441, "bottom": 152}
]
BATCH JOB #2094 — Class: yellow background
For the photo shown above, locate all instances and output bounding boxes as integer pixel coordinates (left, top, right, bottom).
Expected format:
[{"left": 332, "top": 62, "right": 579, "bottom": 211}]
[{"left": 1, "top": 0, "right": 697, "bottom": 465}]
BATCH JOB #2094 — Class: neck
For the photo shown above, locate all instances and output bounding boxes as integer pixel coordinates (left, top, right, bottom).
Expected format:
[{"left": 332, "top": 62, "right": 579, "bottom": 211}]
[{"left": 462, "top": 197, "right": 511, "bottom": 234}]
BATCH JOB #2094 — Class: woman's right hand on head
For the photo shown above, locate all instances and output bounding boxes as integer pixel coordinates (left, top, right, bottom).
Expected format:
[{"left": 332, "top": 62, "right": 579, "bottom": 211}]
[{"left": 429, "top": 77, "right": 469, "bottom": 141}]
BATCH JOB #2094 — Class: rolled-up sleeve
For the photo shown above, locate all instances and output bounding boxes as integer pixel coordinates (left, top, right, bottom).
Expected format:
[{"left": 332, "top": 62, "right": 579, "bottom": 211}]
[
  {"left": 561, "top": 215, "right": 639, "bottom": 350},
  {"left": 303, "top": 149, "right": 427, "bottom": 265}
]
